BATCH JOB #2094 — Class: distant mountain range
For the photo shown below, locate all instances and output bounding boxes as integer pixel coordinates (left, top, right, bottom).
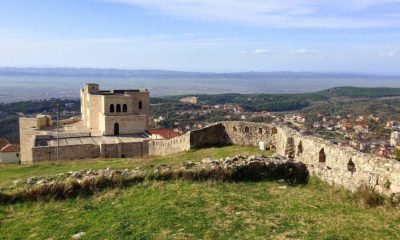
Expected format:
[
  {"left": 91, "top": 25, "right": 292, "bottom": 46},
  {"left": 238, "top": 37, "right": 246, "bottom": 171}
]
[
  {"left": 1, "top": 67, "right": 400, "bottom": 103},
  {"left": 0, "top": 67, "right": 398, "bottom": 79}
]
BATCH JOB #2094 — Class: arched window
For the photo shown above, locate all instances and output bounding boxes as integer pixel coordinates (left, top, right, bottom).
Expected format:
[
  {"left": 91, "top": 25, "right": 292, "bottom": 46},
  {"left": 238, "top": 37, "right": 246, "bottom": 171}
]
[
  {"left": 348, "top": 159, "right": 356, "bottom": 173},
  {"left": 114, "top": 122, "right": 120, "bottom": 135},
  {"left": 319, "top": 148, "right": 326, "bottom": 163},
  {"left": 116, "top": 104, "right": 121, "bottom": 112},
  {"left": 233, "top": 127, "right": 237, "bottom": 132},
  {"left": 297, "top": 141, "right": 303, "bottom": 156},
  {"left": 271, "top": 127, "right": 278, "bottom": 134},
  {"left": 258, "top": 128, "right": 263, "bottom": 134},
  {"left": 110, "top": 104, "right": 115, "bottom": 113},
  {"left": 139, "top": 101, "right": 143, "bottom": 109},
  {"left": 123, "top": 104, "right": 127, "bottom": 112},
  {"left": 285, "top": 137, "right": 295, "bottom": 159}
]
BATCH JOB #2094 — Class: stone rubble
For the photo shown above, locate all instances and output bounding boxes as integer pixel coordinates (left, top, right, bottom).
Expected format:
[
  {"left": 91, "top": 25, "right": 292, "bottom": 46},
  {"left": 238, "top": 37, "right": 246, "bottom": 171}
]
[{"left": 18, "top": 155, "right": 308, "bottom": 188}]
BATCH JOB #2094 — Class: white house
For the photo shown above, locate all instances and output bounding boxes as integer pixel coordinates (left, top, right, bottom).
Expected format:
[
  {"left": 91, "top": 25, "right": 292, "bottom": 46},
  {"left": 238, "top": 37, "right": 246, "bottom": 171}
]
[{"left": 0, "top": 143, "right": 20, "bottom": 164}]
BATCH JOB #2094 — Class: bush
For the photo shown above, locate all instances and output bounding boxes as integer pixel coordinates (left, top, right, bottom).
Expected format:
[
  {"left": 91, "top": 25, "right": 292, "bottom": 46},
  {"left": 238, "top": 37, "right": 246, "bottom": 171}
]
[{"left": 355, "top": 186, "right": 385, "bottom": 207}]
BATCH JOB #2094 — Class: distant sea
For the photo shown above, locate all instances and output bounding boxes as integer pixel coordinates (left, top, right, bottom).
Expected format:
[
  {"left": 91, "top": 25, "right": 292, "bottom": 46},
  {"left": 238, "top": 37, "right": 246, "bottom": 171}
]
[{"left": 1, "top": 69, "right": 400, "bottom": 103}]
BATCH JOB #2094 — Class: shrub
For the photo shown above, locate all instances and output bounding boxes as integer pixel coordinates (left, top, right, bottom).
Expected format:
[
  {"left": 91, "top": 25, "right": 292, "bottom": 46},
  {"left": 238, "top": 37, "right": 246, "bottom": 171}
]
[{"left": 355, "top": 186, "right": 385, "bottom": 207}]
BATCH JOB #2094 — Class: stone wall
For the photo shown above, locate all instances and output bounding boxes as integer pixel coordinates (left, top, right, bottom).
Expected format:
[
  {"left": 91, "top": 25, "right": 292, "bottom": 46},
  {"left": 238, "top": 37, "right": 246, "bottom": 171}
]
[
  {"left": 148, "top": 133, "right": 191, "bottom": 156},
  {"left": 30, "top": 141, "right": 148, "bottom": 162},
  {"left": 189, "top": 123, "right": 230, "bottom": 148},
  {"left": 19, "top": 116, "right": 400, "bottom": 197},
  {"left": 272, "top": 124, "right": 400, "bottom": 197},
  {"left": 31, "top": 144, "right": 100, "bottom": 162},
  {"left": 221, "top": 121, "right": 276, "bottom": 148},
  {"left": 159, "top": 120, "right": 400, "bottom": 197},
  {"left": 121, "top": 141, "right": 149, "bottom": 158}
]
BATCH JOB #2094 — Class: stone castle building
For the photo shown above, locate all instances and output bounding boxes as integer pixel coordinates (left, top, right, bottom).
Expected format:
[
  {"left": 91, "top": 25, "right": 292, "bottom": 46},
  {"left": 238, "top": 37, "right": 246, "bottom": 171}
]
[
  {"left": 80, "top": 83, "right": 149, "bottom": 136},
  {"left": 20, "top": 84, "right": 151, "bottom": 163}
]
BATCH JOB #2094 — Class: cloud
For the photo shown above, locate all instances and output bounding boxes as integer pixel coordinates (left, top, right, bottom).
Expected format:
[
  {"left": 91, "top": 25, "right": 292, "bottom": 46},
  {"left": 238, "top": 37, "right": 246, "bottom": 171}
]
[
  {"left": 294, "top": 49, "right": 315, "bottom": 55},
  {"left": 105, "top": 0, "right": 400, "bottom": 28},
  {"left": 247, "top": 48, "right": 315, "bottom": 56},
  {"left": 387, "top": 50, "right": 398, "bottom": 57},
  {"left": 253, "top": 48, "right": 272, "bottom": 54},
  {"left": 378, "top": 49, "right": 398, "bottom": 57}
]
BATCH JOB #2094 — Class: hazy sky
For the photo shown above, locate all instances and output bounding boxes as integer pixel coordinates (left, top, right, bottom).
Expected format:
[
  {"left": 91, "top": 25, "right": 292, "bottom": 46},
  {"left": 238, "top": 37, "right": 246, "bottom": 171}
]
[{"left": 0, "top": 0, "right": 400, "bottom": 73}]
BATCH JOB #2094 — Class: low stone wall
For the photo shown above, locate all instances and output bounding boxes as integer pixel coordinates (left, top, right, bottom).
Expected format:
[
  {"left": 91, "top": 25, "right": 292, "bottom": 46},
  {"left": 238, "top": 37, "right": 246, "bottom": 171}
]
[
  {"left": 148, "top": 133, "right": 191, "bottom": 156},
  {"left": 30, "top": 141, "right": 148, "bottom": 162},
  {"left": 121, "top": 141, "right": 149, "bottom": 158}
]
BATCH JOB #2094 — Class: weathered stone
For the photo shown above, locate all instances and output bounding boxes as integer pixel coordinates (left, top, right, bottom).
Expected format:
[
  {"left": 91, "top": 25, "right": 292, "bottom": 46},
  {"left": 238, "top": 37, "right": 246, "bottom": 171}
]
[{"left": 71, "top": 232, "right": 86, "bottom": 239}]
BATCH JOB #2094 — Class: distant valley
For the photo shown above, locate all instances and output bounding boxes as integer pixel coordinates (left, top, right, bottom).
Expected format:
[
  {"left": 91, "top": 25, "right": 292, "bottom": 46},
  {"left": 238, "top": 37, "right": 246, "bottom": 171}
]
[{"left": 1, "top": 68, "right": 400, "bottom": 103}]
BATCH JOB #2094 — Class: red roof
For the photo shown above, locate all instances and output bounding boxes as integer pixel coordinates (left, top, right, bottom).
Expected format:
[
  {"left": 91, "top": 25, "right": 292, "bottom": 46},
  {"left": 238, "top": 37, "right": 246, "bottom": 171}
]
[
  {"left": 0, "top": 138, "right": 10, "bottom": 150},
  {"left": 148, "top": 129, "right": 180, "bottom": 139},
  {"left": 0, "top": 144, "right": 20, "bottom": 153}
]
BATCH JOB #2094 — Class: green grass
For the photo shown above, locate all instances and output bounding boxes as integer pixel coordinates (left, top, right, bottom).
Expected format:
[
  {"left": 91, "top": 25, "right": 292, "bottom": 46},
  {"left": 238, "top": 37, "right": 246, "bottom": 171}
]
[
  {"left": 1, "top": 146, "right": 400, "bottom": 239},
  {"left": 1, "top": 179, "right": 400, "bottom": 239}
]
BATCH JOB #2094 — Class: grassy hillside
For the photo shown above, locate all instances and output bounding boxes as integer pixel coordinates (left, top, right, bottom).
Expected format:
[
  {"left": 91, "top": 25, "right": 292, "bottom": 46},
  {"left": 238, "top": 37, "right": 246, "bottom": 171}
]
[
  {"left": 1, "top": 146, "right": 400, "bottom": 239},
  {"left": 156, "top": 86, "right": 400, "bottom": 112},
  {"left": 320, "top": 86, "right": 400, "bottom": 98}
]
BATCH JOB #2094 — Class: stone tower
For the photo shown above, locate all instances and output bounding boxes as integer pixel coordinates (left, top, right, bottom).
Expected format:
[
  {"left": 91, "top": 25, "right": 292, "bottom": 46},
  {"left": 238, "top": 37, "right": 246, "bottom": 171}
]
[{"left": 80, "top": 83, "right": 149, "bottom": 135}]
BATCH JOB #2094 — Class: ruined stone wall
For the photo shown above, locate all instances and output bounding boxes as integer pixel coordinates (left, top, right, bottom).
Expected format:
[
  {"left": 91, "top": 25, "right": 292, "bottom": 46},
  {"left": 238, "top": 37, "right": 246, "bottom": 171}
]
[
  {"left": 221, "top": 121, "right": 276, "bottom": 148},
  {"left": 189, "top": 123, "right": 230, "bottom": 148},
  {"left": 148, "top": 133, "right": 191, "bottom": 156},
  {"left": 182, "top": 120, "right": 400, "bottom": 197},
  {"left": 270, "top": 124, "right": 400, "bottom": 197}
]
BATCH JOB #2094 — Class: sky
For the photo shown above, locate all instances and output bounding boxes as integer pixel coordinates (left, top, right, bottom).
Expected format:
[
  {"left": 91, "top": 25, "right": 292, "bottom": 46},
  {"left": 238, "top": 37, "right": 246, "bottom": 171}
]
[{"left": 0, "top": 0, "right": 400, "bottom": 73}]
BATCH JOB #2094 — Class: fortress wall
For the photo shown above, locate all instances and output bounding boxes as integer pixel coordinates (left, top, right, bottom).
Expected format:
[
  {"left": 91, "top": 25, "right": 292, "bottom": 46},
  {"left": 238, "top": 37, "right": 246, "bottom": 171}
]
[
  {"left": 189, "top": 123, "right": 230, "bottom": 148},
  {"left": 31, "top": 144, "right": 100, "bottom": 162},
  {"left": 180, "top": 120, "right": 400, "bottom": 197},
  {"left": 274, "top": 124, "right": 400, "bottom": 196},
  {"left": 102, "top": 144, "right": 119, "bottom": 158},
  {"left": 121, "top": 141, "right": 148, "bottom": 158},
  {"left": 222, "top": 121, "right": 276, "bottom": 147},
  {"left": 149, "top": 133, "right": 191, "bottom": 156}
]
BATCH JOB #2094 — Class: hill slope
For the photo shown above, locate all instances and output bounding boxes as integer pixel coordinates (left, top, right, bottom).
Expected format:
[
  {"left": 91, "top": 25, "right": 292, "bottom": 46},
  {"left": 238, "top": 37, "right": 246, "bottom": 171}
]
[{"left": 1, "top": 146, "right": 400, "bottom": 239}]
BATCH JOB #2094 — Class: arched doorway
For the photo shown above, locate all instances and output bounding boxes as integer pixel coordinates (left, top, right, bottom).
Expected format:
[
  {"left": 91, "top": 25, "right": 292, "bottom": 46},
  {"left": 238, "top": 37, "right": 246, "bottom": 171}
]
[
  {"left": 114, "top": 123, "right": 119, "bottom": 136},
  {"left": 319, "top": 148, "right": 326, "bottom": 163},
  {"left": 348, "top": 159, "right": 356, "bottom": 173},
  {"left": 285, "top": 137, "right": 295, "bottom": 159},
  {"left": 297, "top": 141, "right": 303, "bottom": 156}
]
